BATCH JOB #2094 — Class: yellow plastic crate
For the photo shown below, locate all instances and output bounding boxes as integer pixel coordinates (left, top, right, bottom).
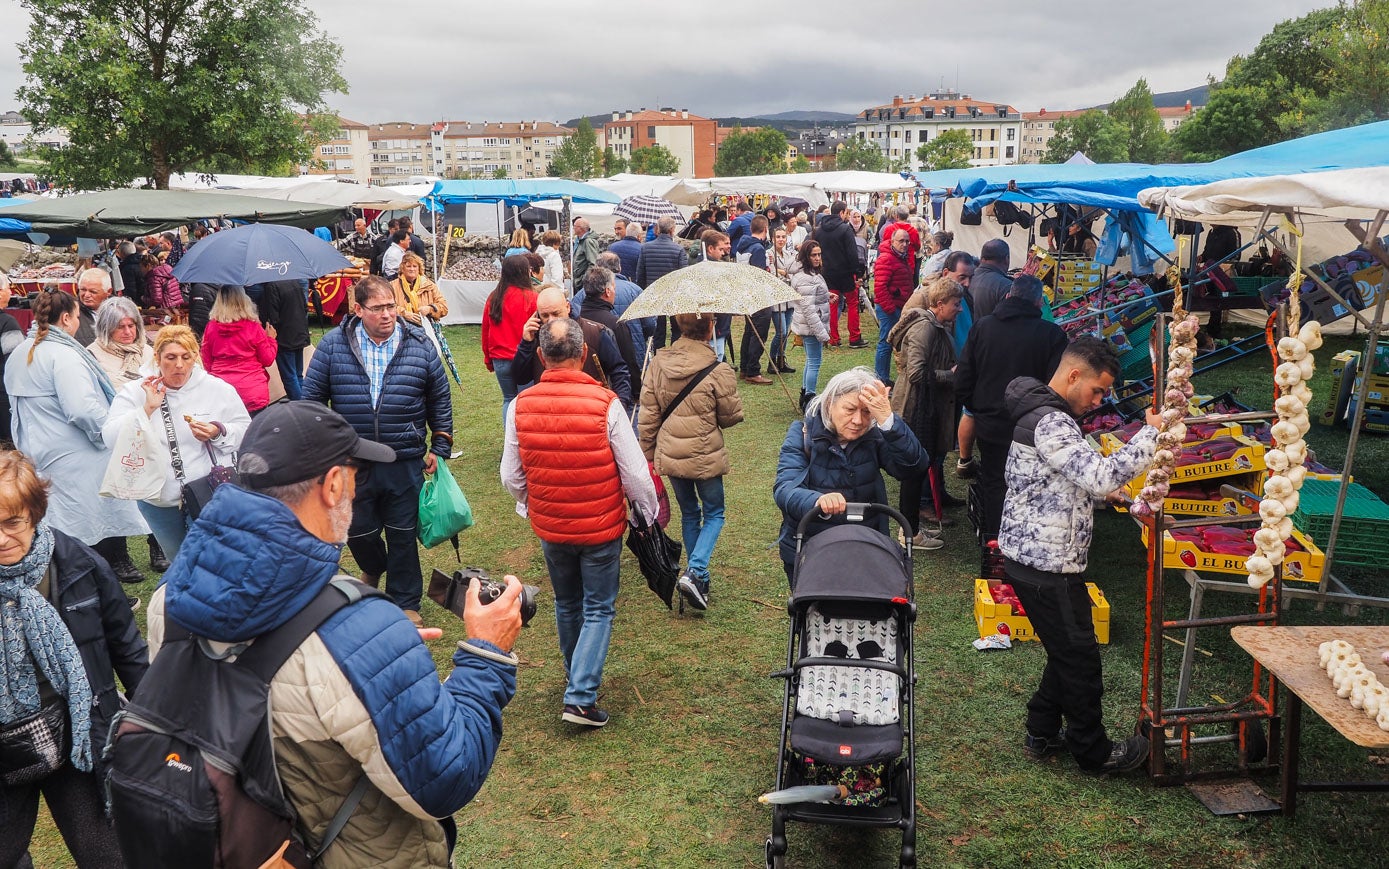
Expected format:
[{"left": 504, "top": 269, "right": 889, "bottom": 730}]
[
  {"left": 1140, "top": 525, "right": 1326, "bottom": 584},
  {"left": 974, "top": 578, "right": 1110, "bottom": 644}
]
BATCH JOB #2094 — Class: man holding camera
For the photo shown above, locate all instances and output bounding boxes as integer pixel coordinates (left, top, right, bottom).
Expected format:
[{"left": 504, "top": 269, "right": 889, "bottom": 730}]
[
  {"left": 146, "top": 402, "right": 523, "bottom": 868},
  {"left": 502, "top": 317, "right": 658, "bottom": 728}
]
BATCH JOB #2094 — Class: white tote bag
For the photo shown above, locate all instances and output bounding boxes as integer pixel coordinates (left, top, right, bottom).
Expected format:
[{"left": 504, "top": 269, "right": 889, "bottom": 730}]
[{"left": 98, "top": 414, "right": 169, "bottom": 501}]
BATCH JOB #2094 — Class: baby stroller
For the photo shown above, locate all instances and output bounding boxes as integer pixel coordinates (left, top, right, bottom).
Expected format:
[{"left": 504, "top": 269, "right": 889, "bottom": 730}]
[{"left": 766, "top": 503, "right": 917, "bottom": 868}]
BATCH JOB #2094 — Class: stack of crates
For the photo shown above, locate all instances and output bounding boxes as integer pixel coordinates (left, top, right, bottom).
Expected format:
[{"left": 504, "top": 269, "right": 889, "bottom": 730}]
[
  {"left": 1291, "top": 478, "right": 1389, "bottom": 567},
  {"left": 1055, "top": 258, "right": 1104, "bottom": 301},
  {"left": 1347, "top": 341, "right": 1389, "bottom": 432}
]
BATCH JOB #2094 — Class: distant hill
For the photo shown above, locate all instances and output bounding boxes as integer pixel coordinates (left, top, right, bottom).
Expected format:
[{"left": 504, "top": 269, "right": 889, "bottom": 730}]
[{"left": 749, "top": 110, "right": 858, "bottom": 123}]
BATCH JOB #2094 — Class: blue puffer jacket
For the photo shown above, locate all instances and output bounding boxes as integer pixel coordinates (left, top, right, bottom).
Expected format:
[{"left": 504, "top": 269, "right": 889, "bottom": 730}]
[
  {"left": 157, "top": 485, "right": 516, "bottom": 864},
  {"left": 773, "top": 411, "right": 926, "bottom": 564},
  {"left": 302, "top": 317, "right": 452, "bottom": 460}
]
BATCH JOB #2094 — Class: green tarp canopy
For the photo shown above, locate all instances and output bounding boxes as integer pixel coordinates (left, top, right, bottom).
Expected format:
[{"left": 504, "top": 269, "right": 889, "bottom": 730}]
[{"left": 0, "top": 188, "right": 348, "bottom": 238}]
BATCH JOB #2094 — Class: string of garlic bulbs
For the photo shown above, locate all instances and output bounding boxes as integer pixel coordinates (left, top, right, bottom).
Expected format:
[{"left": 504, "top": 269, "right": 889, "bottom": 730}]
[
  {"left": 1132, "top": 248, "right": 1198, "bottom": 519},
  {"left": 1319, "top": 640, "right": 1389, "bottom": 731},
  {"left": 1248, "top": 234, "right": 1320, "bottom": 588}
]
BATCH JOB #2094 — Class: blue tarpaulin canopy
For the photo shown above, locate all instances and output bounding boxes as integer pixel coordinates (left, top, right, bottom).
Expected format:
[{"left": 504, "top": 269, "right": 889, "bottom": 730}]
[
  {"left": 423, "top": 179, "right": 622, "bottom": 210},
  {"left": 952, "top": 120, "right": 1389, "bottom": 213}
]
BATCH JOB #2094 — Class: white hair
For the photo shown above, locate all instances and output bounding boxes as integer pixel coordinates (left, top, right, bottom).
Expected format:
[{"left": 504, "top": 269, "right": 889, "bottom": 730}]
[
  {"left": 624, "top": 223, "right": 643, "bottom": 239},
  {"left": 806, "top": 366, "right": 881, "bottom": 433},
  {"left": 77, "top": 267, "right": 112, "bottom": 290}
]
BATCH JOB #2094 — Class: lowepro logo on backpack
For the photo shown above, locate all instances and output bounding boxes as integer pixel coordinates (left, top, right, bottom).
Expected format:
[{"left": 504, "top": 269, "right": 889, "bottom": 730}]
[{"left": 164, "top": 752, "right": 193, "bottom": 773}]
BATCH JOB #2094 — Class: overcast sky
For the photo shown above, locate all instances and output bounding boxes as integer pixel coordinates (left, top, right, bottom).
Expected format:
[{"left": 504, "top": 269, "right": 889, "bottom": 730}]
[{"left": 0, "top": 0, "right": 1332, "bottom": 124}]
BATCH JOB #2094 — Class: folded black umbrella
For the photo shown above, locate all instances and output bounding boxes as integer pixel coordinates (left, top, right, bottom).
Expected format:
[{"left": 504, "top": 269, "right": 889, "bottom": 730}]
[{"left": 625, "top": 512, "right": 682, "bottom": 609}]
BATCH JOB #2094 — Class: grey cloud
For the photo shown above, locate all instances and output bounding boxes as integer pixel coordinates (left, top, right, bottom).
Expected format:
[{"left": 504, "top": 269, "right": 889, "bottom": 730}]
[{"left": 3, "top": 0, "right": 1330, "bottom": 125}]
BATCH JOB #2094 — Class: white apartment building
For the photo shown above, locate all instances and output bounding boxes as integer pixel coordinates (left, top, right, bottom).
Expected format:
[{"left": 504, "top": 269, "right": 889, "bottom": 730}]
[
  {"left": 301, "top": 116, "right": 371, "bottom": 183},
  {"left": 0, "top": 111, "right": 69, "bottom": 153},
  {"left": 853, "top": 91, "right": 1022, "bottom": 170},
  {"left": 367, "top": 121, "right": 574, "bottom": 184}
]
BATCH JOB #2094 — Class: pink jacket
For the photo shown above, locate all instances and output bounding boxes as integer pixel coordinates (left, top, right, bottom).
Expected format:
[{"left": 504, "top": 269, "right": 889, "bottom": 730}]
[
  {"left": 146, "top": 263, "right": 184, "bottom": 307},
  {"left": 200, "top": 318, "right": 278, "bottom": 412}
]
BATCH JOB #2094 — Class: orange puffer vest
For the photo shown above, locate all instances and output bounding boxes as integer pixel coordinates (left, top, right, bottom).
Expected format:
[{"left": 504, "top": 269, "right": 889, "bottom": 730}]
[{"left": 514, "top": 368, "right": 628, "bottom": 545}]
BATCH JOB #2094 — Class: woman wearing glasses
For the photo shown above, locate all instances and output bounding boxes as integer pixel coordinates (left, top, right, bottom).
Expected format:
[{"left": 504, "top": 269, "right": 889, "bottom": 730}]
[{"left": 0, "top": 450, "right": 148, "bottom": 869}]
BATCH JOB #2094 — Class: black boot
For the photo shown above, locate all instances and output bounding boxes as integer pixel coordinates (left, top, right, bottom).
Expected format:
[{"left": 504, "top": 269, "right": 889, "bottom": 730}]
[
  {"left": 800, "top": 389, "right": 814, "bottom": 412},
  {"left": 776, "top": 356, "right": 796, "bottom": 373},
  {"left": 148, "top": 534, "right": 170, "bottom": 572}
]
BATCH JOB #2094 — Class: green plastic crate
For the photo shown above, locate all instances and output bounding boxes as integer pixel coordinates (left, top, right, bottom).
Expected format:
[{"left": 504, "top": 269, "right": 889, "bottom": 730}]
[
  {"left": 1290, "top": 478, "right": 1389, "bottom": 566},
  {"left": 1119, "top": 320, "right": 1156, "bottom": 382},
  {"left": 1232, "top": 276, "right": 1284, "bottom": 297}
]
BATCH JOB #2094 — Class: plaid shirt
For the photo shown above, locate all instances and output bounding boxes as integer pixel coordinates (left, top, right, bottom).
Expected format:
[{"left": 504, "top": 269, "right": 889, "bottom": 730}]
[{"left": 357, "top": 321, "right": 401, "bottom": 405}]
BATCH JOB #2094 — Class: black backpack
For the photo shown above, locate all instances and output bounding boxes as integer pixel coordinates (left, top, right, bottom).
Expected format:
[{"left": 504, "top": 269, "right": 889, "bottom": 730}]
[
  {"left": 991, "top": 200, "right": 1033, "bottom": 229},
  {"left": 104, "top": 578, "right": 382, "bottom": 869}
]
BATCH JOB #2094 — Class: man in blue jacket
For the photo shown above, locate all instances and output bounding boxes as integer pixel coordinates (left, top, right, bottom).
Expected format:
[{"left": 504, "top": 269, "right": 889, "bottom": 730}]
[
  {"left": 303, "top": 276, "right": 454, "bottom": 626},
  {"left": 736, "top": 216, "right": 774, "bottom": 384},
  {"left": 147, "top": 402, "right": 522, "bottom": 867}
]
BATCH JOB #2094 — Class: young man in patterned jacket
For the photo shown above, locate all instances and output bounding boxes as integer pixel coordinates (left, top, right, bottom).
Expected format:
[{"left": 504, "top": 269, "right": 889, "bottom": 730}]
[{"left": 999, "top": 336, "right": 1161, "bottom": 774}]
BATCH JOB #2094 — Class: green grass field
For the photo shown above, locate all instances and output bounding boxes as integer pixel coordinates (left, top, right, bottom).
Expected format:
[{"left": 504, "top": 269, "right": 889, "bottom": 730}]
[{"left": 27, "top": 315, "right": 1389, "bottom": 868}]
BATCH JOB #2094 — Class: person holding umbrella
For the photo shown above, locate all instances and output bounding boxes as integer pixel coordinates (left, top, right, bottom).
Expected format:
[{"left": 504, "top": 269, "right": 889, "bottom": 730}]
[{"left": 638, "top": 311, "right": 744, "bottom": 612}]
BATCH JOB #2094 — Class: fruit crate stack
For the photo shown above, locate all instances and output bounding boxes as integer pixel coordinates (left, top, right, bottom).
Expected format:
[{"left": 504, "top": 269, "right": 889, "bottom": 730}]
[
  {"left": 972, "top": 541, "right": 1110, "bottom": 643},
  {"left": 1346, "top": 341, "right": 1389, "bottom": 433},
  {"left": 1290, "top": 477, "right": 1389, "bottom": 568}
]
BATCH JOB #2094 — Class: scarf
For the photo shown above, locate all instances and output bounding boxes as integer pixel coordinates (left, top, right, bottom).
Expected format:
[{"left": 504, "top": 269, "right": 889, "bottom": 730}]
[
  {"left": 31, "top": 323, "right": 117, "bottom": 404},
  {"left": 0, "top": 521, "right": 94, "bottom": 772},
  {"left": 396, "top": 276, "right": 421, "bottom": 314},
  {"left": 96, "top": 339, "right": 145, "bottom": 382}
]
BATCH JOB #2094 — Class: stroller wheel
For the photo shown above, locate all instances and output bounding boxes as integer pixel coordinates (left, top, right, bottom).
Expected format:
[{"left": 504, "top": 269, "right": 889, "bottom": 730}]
[{"left": 765, "top": 836, "right": 786, "bottom": 869}]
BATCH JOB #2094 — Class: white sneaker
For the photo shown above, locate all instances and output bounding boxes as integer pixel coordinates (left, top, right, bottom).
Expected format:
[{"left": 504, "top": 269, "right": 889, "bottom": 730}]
[{"left": 910, "top": 531, "right": 945, "bottom": 550}]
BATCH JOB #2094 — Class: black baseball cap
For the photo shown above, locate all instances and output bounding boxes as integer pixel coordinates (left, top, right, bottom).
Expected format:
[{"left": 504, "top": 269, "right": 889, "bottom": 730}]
[{"left": 237, "top": 401, "right": 396, "bottom": 488}]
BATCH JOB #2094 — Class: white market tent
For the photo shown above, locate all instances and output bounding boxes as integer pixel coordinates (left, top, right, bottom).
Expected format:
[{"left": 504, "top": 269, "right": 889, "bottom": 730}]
[
  {"left": 163, "top": 173, "right": 422, "bottom": 211},
  {"left": 675, "top": 170, "right": 918, "bottom": 208}
]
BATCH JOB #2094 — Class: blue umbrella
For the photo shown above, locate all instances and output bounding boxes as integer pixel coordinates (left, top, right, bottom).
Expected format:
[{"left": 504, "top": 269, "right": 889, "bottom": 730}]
[{"left": 171, "top": 223, "right": 353, "bottom": 286}]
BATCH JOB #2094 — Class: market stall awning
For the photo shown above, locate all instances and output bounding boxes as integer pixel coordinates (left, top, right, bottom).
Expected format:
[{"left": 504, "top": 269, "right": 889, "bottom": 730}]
[
  {"left": 675, "top": 171, "right": 918, "bottom": 209},
  {"left": 0, "top": 189, "right": 348, "bottom": 238},
  {"left": 1138, "top": 167, "right": 1389, "bottom": 226},
  {"left": 195, "top": 179, "right": 421, "bottom": 211},
  {"left": 0, "top": 197, "right": 32, "bottom": 235},
  {"left": 424, "top": 179, "right": 622, "bottom": 209}
]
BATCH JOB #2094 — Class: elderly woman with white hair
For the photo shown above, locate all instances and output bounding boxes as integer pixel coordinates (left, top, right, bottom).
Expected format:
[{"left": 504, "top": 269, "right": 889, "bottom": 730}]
[
  {"left": 773, "top": 366, "right": 926, "bottom": 583},
  {"left": 86, "top": 296, "right": 152, "bottom": 387}
]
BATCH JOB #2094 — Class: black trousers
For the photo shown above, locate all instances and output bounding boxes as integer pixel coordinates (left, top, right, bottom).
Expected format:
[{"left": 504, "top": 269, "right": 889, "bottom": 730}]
[
  {"left": 0, "top": 764, "right": 125, "bottom": 868},
  {"left": 739, "top": 308, "right": 773, "bottom": 376},
  {"left": 898, "top": 457, "right": 945, "bottom": 536},
  {"left": 971, "top": 435, "right": 1009, "bottom": 543},
  {"left": 1003, "top": 558, "right": 1112, "bottom": 770}
]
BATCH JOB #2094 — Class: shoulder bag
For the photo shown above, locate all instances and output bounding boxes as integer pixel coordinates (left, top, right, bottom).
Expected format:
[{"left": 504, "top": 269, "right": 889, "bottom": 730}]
[
  {"left": 0, "top": 699, "right": 69, "bottom": 786},
  {"left": 158, "top": 399, "right": 240, "bottom": 520}
]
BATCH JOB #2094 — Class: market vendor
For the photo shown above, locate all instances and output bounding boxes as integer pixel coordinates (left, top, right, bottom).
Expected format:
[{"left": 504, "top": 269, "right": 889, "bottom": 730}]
[{"left": 999, "top": 336, "right": 1160, "bottom": 775}]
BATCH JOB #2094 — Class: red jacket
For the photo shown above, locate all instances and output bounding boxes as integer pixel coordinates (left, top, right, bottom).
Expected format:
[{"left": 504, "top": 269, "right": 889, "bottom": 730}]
[
  {"left": 878, "top": 220, "right": 921, "bottom": 257},
  {"left": 480, "top": 286, "right": 538, "bottom": 370},
  {"left": 200, "top": 318, "right": 278, "bottom": 412},
  {"left": 514, "top": 369, "right": 627, "bottom": 545},
  {"left": 145, "top": 263, "right": 184, "bottom": 308},
  {"left": 873, "top": 244, "right": 916, "bottom": 314}
]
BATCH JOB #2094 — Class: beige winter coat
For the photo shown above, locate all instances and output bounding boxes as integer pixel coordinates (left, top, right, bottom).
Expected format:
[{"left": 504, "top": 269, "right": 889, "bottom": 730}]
[{"left": 638, "top": 337, "right": 744, "bottom": 480}]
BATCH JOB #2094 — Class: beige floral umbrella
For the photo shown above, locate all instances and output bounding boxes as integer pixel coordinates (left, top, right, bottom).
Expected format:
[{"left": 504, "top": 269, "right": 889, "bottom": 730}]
[{"left": 618, "top": 259, "right": 800, "bottom": 321}]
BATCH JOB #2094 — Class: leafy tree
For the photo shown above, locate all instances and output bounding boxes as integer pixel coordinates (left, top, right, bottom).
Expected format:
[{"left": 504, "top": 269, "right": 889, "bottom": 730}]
[
  {"left": 1107, "top": 79, "right": 1168, "bottom": 163},
  {"left": 915, "top": 129, "right": 973, "bottom": 170},
  {"left": 1304, "top": 0, "right": 1389, "bottom": 132},
  {"left": 713, "top": 126, "right": 788, "bottom": 176},
  {"left": 833, "top": 136, "right": 886, "bottom": 172},
  {"left": 1042, "top": 111, "right": 1127, "bottom": 163},
  {"left": 0, "top": 140, "right": 16, "bottom": 170},
  {"left": 628, "top": 144, "right": 682, "bottom": 175},
  {"left": 788, "top": 154, "right": 812, "bottom": 173},
  {"left": 492, "top": 166, "right": 509, "bottom": 179},
  {"left": 602, "top": 147, "right": 628, "bottom": 177},
  {"left": 17, "top": 0, "right": 345, "bottom": 189},
  {"left": 549, "top": 118, "right": 603, "bottom": 179},
  {"left": 1168, "top": 84, "right": 1284, "bottom": 162}
]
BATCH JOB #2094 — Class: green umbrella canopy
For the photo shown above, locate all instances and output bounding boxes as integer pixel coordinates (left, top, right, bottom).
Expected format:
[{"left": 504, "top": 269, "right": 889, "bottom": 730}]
[{"left": 2, "top": 188, "right": 349, "bottom": 238}]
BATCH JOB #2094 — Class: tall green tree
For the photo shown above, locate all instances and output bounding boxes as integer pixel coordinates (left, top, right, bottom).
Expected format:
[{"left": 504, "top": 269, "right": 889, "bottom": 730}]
[
  {"left": 713, "top": 126, "right": 788, "bottom": 176},
  {"left": 548, "top": 118, "right": 603, "bottom": 179},
  {"left": 1107, "top": 79, "right": 1168, "bottom": 162},
  {"left": 788, "top": 154, "right": 812, "bottom": 173},
  {"left": 491, "top": 166, "right": 509, "bottom": 180},
  {"left": 0, "top": 140, "right": 17, "bottom": 170},
  {"left": 1304, "top": 0, "right": 1389, "bottom": 131},
  {"left": 601, "top": 146, "right": 627, "bottom": 177},
  {"left": 17, "top": 0, "right": 346, "bottom": 189},
  {"left": 833, "top": 137, "right": 885, "bottom": 172},
  {"left": 915, "top": 129, "right": 973, "bottom": 171},
  {"left": 628, "top": 144, "right": 682, "bottom": 175},
  {"left": 1042, "top": 111, "right": 1127, "bottom": 163}
]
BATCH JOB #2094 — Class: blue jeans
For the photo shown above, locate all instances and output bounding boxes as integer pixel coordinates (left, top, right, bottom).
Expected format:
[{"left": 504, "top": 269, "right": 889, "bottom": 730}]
[
  {"left": 713, "top": 336, "right": 726, "bottom": 363},
  {"left": 669, "top": 476, "right": 725, "bottom": 583},
  {"left": 540, "top": 537, "right": 622, "bottom": 707},
  {"left": 347, "top": 457, "right": 425, "bottom": 611},
  {"left": 138, "top": 501, "right": 188, "bottom": 562},
  {"left": 769, "top": 309, "right": 791, "bottom": 363},
  {"left": 276, "top": 348, "right": 304, "bottom": 401},
  {"left": 493, "top": 358, "right": 517, "bottom": 419},
  {"left": 801, "top": 335, "right": 824, "bottom": 396},
  {"left": 874, "top": 304, "right": 901, "bottom": 383}
]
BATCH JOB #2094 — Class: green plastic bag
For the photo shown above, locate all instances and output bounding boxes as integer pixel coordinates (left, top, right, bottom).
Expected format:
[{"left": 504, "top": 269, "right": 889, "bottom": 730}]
[{"left": 418, "top": 463, "right": 474, "bottom": 550}]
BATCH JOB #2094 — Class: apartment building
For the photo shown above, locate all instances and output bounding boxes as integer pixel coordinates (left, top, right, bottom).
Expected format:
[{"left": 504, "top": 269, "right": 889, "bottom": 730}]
[
  {"left": 854, "top": 91, "right": 1022, "bottom": 170},
  {"left": 301, "top": 116, "right": 371, "bottom": 183},
  {"left": 603, "top": 109, "right": 718, "bottom": 178},
  {"left": 367, "top": 120, "right": 574, "bottom": 184},
  {"left": 1018, "top": 109, "right": 1090, "bottom": 164}
]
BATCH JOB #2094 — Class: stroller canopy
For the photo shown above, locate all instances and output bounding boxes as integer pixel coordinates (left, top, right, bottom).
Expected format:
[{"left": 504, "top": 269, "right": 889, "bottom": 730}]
[{"left": 793, "top": 525, "right": 910, "bottom": 604}]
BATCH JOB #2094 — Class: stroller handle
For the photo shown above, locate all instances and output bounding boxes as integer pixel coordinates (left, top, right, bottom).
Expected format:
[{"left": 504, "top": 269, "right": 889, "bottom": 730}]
[{"left": 794, "top": 502, "right": 912, "bottom": 544}]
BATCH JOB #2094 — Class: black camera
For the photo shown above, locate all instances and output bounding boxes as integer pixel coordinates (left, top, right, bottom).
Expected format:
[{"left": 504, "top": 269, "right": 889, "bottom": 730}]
[{"left": 429, "top": 567, "right": 539, "bottom": 627}]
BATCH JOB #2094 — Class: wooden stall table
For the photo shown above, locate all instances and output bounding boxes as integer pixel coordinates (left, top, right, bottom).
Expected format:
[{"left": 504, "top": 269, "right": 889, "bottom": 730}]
[{"left": 1231, "top": 625, "right": 1389, "bottom": 816}]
